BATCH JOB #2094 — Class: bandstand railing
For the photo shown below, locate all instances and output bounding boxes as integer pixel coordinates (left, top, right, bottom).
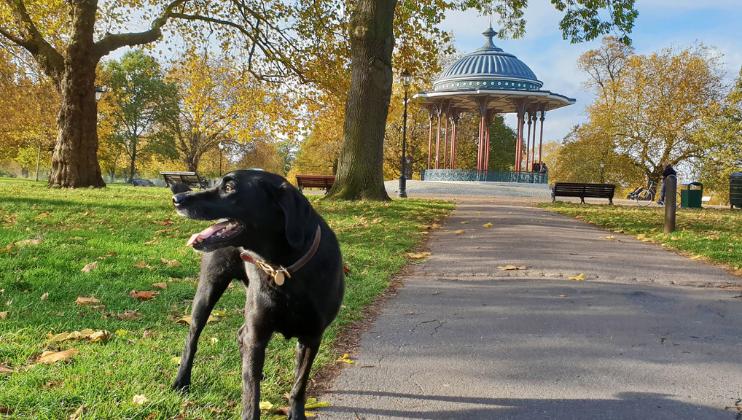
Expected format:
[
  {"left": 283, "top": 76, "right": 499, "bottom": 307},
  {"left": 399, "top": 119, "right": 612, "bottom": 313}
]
[{"left": 421, "top": 169, "right": 548, "bottom": 184}]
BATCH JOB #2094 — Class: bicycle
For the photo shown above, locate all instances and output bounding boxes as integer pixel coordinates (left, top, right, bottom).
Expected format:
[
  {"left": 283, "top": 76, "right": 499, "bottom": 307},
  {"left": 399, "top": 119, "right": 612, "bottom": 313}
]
[
  {"left": 627, "top": 180, "right": 657, "bottom": 206},
  {"left": 627, "top": 179, "right": 682, "bottom": 207}
]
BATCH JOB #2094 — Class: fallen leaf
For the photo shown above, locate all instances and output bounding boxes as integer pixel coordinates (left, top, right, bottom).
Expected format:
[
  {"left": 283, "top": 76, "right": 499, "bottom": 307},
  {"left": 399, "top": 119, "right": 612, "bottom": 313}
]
[
  {"left": 130, "top": 290, "right": 158, "bottom": 300},
  {"left": 483, "top": 223, "right": 493, "bottom": 228},
  {"left": 210, "top": 337, "right": 219, "bottom": 344},
  {"left": 404, "top": 252, "right": 431, "bottom": 259},
  {"left": 132, "top": 395, "right": 148, "bottom": 405},
  {"left": 568, "top": 273, "right": 586, "bottom": 281},
  {"left": 0, "top": 366, "right": 14, "bottom": 374},
  {"left": 304, "top": 399, "right": 330, "bottom": 409},
  {"left": 460, "top": 221, "right": 469, "bottom": 224},
  {"left": 133, "top": 261, "right": 154, "bottom": 270},
  {"left": 336, "top": 354, "right": 356, "bottom": 364},
  {"left": 109, "top": 310, "right": 143, "bottom": 321},
  {"left": 75, "top": 296, "right": 100, "bottom": 305},
  {"left": 175, "top": 315, "right": 218, "bottom": 325},
  {"left": 152, "top": 282, "right": 168, "bottom": 290},
  {"left": 259, "top": 401, "right": 274, "bottom": 411},
  {"left": 89, "top": 330, "right": 111, "bottom": 343},
  {"left": 143, "top": 238, "right": 158, "bottom": 246},
  {"left": 153, "top": 218, "right": 173, "bottom": 226},
  {"left": 14, "top": 238, "right": 44, "bottom": 247},
  {"left": 81, "top": 261, "right": 98, "bottom": 272},
  {"left": 69, "top": 406, "right": 84, "bottom": 420},
  {"left": 690, "top": 255, "right": 702, "bottom": 260},
  {"left": 599, "top": 236, "right": 615, "bottom": 240},
  {"left": 37, "top": 349, "right": 79, "bottom": 364},
  {"left": 171, "top": 357, "right": 182, "bottom": 365},
  {"left": 558, "top": 294, "right": 569, "bottom": 298},
  {"left": 0, "top": 312, "right": 7, "bottom": 320},
  {"left": 49, "top": 332, "right": 71, "bottom": 342},
  {"left": 497, "top": 265, "right": 526, "bottom": 271},
  {"left": 455, "top": 230, "right": 466, "bottom": 234},
  {"left": 343, "top": 266, "right": 351, "bottom": 275}
]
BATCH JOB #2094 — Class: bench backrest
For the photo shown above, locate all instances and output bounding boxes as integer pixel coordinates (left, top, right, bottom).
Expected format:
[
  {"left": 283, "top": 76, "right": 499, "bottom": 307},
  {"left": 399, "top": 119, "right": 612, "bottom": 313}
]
[
  {"left": 161, "top": 171, "right": 208, "bottom": 189},
  {"left": 554, "top": 182, "right": 615, "bottom": 196}
]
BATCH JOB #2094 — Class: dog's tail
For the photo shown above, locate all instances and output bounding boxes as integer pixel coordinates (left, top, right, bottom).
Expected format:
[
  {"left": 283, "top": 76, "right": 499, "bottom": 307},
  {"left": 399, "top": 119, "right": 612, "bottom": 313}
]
[{"left": 168, "top": 182, "right": 192, "bottom": 194}]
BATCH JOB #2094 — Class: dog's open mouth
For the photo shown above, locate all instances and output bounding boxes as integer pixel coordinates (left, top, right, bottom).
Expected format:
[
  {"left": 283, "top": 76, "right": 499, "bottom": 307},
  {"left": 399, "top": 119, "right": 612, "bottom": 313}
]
[{"left": 186, "top": 219, "right": 244, "bottom": 249}]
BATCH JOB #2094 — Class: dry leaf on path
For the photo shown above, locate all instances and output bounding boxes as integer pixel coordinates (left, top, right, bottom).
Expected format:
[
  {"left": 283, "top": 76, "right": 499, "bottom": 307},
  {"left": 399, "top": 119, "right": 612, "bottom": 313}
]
[
  {"left": 404, "top": 252, "right": 431, "bottom": 259},
  {"left": 130, "top": 290, "right": 158, "bottom": 300},
  {"left": 336, "top": 354, "right": 356, "bottom": 364},
  {"left": 81, "top": 261, "right": 98, "bottom": 272},
  {"left": 75, "top": 296, "right": 100, "bottom": 305},
  {"left": 152, "top": 282, "right": 168, "bottom": 290},
  {"left": 483, "top": 223, "right": 493, "bottom": 228},
  {"left": 37, "top": 349, "right": 79, "bottom": 364},
  {"left": 460, "top": 221, "right": 469, "bottom": 224},
  {"left": 497, "top": 265, "right": 526, "bottom": 271},
  {"left": 600, "top": 236, "right": 615, "bottom": 240},
  {"left": 568, "top": 273, "right": 586, "bottom": 281},
  {"left": 455, "top": 230, "right": 466, "bottom": 234}
]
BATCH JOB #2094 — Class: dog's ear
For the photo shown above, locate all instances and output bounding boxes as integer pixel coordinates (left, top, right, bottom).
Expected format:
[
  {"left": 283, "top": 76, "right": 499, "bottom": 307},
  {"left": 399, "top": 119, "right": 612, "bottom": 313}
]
[
  {"left": 276, "top": 182, "right": 311, "bottom": 249},
  {"left": 169, "top": 181, "right": 192, "bottom": 194}
]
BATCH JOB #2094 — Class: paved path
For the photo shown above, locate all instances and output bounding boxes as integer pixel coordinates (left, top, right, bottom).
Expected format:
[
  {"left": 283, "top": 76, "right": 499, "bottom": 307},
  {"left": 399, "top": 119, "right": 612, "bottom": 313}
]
[{"left": 320, "top": 199, "right": 742, "bottom": 419}]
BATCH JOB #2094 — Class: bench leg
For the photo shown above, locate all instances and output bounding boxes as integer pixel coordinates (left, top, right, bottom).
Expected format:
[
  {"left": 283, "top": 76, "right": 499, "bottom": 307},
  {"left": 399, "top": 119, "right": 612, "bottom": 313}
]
[{"left": 609, "top": 197, "right": 614, "bottom": 205}]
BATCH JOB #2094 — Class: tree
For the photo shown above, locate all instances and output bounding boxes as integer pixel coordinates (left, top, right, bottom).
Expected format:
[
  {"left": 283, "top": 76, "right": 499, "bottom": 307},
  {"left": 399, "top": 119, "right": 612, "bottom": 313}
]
[
  {"left": 0, "top": 0, "right": 638, "bottom": 190},
  {"left": 99, "top": 50, "right": 178, "bottom": 182},
  {"left": 576, "top": 38, "right": 725, "bottom": 182},
  {"left": 696, "top": 68, "right": 742, "bottom": 202}
]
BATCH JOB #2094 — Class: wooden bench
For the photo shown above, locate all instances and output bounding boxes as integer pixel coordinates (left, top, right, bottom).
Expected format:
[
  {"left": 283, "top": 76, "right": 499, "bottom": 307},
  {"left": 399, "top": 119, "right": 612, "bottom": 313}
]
[
  {"left": 161, "top": 171, "right": 209, "bottom": 190},
  {"left": 552, "top": 182, "right": 616, "bottom": 204},
  {"left": 295, "top": 174, "right": 336, "bottom": 193}
]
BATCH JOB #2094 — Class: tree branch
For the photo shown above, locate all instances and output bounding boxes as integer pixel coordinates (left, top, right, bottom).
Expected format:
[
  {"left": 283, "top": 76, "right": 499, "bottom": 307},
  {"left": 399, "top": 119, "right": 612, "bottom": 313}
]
[{"left": 94, "top": 0, "right": 189, "bottom": 58}]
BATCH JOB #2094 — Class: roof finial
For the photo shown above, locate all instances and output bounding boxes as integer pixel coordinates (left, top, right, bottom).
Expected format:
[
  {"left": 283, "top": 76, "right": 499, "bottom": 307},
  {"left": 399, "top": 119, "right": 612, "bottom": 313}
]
[{"left": 480, "top": 21, "right": 499, "bottom": 51}]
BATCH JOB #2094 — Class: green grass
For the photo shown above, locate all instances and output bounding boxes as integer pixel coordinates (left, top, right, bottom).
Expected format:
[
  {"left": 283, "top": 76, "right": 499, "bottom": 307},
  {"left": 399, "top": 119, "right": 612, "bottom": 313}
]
[
  {"left": 539, "top": 202, "right": 742, "bottom": 271},
  {"left": 0, "top": 178, "right": 453, "bottom": 419}
]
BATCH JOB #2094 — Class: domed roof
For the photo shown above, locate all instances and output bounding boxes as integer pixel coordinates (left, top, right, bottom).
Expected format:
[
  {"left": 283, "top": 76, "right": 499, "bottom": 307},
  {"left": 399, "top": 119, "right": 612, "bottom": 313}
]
[{"left": 433, "top": 27, "right": 543, "bottom": 93}]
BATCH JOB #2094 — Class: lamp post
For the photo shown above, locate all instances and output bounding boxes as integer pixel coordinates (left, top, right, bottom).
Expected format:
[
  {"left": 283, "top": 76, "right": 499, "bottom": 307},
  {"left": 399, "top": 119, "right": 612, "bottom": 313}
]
[
  {"left": 599, "top": 159, "right": 605, "bottom": 184},
  {"left": 398, "top": 69, "right": 412, "bottom": 198},
  {"left": 95, "top": 86, "right": 105, "bottom": 101},
  {"left": 218, "top": 142, "right": 224, "bottom": 177}
]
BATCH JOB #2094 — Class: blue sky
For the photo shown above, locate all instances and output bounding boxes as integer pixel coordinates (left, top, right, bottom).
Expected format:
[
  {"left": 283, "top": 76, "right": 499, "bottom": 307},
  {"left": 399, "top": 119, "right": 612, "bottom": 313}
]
[{"left": 438, "top": 0, "right": 742, "bottom": 144}]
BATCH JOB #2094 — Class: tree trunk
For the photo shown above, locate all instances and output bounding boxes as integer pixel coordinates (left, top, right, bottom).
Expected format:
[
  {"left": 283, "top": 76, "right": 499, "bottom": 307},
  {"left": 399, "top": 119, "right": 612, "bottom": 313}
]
[
  {"left": 128, "top": 141, "right": 138, "bottom": 183},
  {"left": 325, "top": 0, "right": 396, "bottom": 201},
  {"left": 48, "top": 0, "right": 105, "bottom": 188}
]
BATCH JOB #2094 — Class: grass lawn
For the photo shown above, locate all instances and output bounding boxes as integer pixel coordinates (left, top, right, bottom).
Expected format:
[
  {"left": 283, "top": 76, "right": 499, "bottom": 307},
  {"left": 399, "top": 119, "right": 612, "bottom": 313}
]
[
  {"left": 0, "top": 178, "right": 453, "bottom": 419},
  {"left": 539, "top": 202, "right": 742, "bottom": 272}
]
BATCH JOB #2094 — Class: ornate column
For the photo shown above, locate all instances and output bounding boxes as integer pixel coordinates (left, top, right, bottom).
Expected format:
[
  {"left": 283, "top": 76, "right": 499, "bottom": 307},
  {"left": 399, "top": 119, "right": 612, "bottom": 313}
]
[
  {"left": 427, "top": 110, "right": 434, "bottom": 170},
  {"left": 435, "top": 102, "right": 443, "bottom": 169},
  {"left": 449, "top": 108, "right": 460, "bottom": 170},
  {"left": 530, "top": 110, "right": 537, "bottom": 171},
  {"left": 539, "top": 108, "right": 546, "bottom": 164},
  {"left": 475, "top": 97, "right": 489, "bottom": 172},
  {"left": 484, "top": 109, "right": 496, "bottom": 171}
]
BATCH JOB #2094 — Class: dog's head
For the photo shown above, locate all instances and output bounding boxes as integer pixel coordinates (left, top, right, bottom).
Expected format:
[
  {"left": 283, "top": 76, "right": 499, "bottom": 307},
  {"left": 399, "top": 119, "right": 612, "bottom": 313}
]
[{"left": 171, "top": 170, "right": 312, "bottom": 253}]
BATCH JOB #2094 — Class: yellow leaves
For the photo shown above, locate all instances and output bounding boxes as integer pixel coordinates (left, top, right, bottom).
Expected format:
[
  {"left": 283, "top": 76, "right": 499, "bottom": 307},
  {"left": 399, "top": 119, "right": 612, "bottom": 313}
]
[
  {"left": 336, "top": 354, "right": 355, "bottom": 364},
  {"left": 568, "top": 273, "right": 586, "bottom": 281},
  {"left": 37, "top": 349, "right": 79, "bottom": 364},
  {"left": 260, "top": 401, "right": 274, "bottom": 411},
  {"left": 0, "top": 312, "right": 7, "bottom": 320},
  {"left": 690, "top": 255, "right": 703, "bottom": 260},
  {"left": 132, "top": 395, "right": 148, "bottom": 405},
  {"left": 304, "top": 399, "right": 330, "bottom": 409},
  {"left": 47, "top": 329, "right": 110, "bottom": 343},
  {"left": 151, "top": 282, "right": 168, "bottom": 290},
  {"left": 454, "top": 230, "right": 466, "bottom": 234},
  {"left": 460, "top": 221, "right": 469, "bottom": 224},
  {"left": 174, "top": 315, "right": 218, "bottom": 325},
  {"left": 483, "top": 223, "right": 493, "bottom": 228},
  {"left": 404, "top": 252, "right": 430, "bottom": 259},
  {"left": 498, "top": 265, "right": 526, "bottom": 271},
  {"left": 81, "top": 261, "right": 98, "bottom": 272},
  {"left": 599, "top": 235, "right": 615, "bottom": 239}
]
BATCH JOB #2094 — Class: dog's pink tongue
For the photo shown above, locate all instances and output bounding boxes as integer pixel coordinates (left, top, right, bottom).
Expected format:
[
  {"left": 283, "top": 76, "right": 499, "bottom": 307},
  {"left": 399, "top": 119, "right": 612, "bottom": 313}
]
[{"left": 185, "top": 221, "right": 232, "bottom": 247}]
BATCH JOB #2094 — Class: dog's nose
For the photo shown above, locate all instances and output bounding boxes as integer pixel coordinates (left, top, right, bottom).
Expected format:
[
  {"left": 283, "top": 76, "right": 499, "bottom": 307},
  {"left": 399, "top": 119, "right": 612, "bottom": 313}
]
[{"left": 172, "top": 194, "right": 185, "bottom": 206}]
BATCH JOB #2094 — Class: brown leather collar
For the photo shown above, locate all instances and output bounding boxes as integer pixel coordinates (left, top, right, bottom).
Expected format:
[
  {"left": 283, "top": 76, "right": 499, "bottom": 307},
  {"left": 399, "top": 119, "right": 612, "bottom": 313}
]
[{"left": 239, "top": 225, "right": 321, "bottom": 278}]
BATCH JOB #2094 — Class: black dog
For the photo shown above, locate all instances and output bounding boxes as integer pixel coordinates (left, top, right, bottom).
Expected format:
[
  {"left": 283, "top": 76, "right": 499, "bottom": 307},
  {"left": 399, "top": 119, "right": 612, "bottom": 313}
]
[{"left": 170, "top": 170, "right": 344, "bottom": 420}]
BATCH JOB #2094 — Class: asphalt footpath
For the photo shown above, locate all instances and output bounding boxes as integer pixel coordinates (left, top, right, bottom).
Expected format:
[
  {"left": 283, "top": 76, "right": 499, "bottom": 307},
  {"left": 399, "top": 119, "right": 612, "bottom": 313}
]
[{"left": 319, "top": 198, "right": 742, "bottom": 420}]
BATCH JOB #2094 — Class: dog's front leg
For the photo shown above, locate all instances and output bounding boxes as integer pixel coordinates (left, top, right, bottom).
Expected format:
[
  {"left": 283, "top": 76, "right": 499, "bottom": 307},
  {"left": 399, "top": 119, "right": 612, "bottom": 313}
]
[
  {"left": 287, "top": 336, "right": 321, "bottom": 420},
  {"left": 172, "top": 248, "right": 240, "bottom": 392},
  {"left": 238, "top": 320, "right": 271, "bottom": 420}
]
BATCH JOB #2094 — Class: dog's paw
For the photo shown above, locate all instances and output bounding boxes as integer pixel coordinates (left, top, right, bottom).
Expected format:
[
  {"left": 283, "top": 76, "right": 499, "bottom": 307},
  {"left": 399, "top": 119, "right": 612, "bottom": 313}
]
[{"left": 171, "top": 381, "right": 191, "bottom": 394}]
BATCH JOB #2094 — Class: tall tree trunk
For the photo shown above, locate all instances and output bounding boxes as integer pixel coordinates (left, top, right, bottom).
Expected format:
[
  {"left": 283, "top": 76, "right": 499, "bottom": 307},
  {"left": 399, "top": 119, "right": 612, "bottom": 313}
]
[
  {"left": 128, "top": 140, "right": 138, "bottom": 183},
  {"left": 325, "top": 0, "right": 396, "bottom": 201},
  {"left": 48, "top": 0, "right": 105, "bottom": 188}
]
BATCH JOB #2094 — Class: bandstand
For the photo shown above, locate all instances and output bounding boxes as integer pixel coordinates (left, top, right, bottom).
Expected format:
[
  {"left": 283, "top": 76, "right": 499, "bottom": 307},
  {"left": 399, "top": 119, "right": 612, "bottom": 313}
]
[{"left": 414, "top": 25, "right": 575, "bottom": 184}]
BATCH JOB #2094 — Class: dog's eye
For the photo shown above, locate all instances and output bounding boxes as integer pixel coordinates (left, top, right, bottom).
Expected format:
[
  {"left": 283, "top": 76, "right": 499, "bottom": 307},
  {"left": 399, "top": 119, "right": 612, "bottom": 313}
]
[{"left": 225, "top": 185, "right": 233, "bottom": 192}]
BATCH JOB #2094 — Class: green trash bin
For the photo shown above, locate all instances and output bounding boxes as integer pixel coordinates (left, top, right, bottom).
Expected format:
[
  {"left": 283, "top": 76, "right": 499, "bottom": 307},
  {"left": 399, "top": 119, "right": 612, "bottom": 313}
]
[{"left": 681, "top": 182, "right": 703, "bottom": 208}]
